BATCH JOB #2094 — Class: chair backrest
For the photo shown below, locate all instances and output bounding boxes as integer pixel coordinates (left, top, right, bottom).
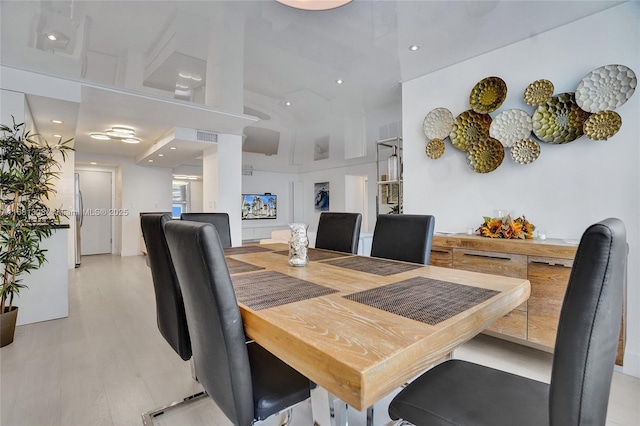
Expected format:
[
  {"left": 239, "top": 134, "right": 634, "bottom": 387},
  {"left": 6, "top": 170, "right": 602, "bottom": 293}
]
[
  {"left": 180, "top": 212, "right": 232, "bottom": 248},
  {"left": 549, "top": 218, "right": 626, "bottom": 426},
  {"left": 370, "top": 214, "right": 435, "bottom": 264},
  {"left": 165, "top": 220, "right": 254, "bottom": 426},
  {"left": 140, "top": 213, "right": 191, "bottom": 360},
  {"left": 315, "top": 212, "right": 363, "bottom": 254}
]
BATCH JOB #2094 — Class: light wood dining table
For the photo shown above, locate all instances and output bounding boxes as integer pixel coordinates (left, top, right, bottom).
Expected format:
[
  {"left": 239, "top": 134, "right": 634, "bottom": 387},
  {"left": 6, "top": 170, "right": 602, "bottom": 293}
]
[{"left": 224, "top": 244, "right": 530, "bottom": 425}]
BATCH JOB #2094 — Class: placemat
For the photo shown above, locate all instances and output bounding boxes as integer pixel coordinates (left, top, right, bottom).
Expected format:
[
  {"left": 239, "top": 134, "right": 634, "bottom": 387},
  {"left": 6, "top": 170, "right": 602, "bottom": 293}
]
[
  {"left": 324, "top": 256, "right": 423, "bottom": 276},
  {"left": 226, "top": 258, "right": 264, "bottom": 275},
  {"left": 223, "top": 246, "right": 274, "bottom": 255},
  {"left": 232, "top": 270, "right": 339, "bottom": 310},
  {"left": 272, "top": 248, "right": 351, "bottom": 262},
  {"left": 343, "top": 277, "right": 499, "bottom": 325}
]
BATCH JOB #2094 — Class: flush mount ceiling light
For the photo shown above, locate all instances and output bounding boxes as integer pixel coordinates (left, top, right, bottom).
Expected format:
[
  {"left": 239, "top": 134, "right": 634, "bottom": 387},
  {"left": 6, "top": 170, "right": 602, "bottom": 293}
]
[
  {"left": 91, "top": 126, "right": 141, "bottom": 144},
  {"left": 276, "top": 0, "right": 352, "bottom": 11},
  {"left": 409, "top": 45, "right": 420, "bottom": 51},
  {"left": 51, "top": 119, "right": 63, "bottom": 124},
  {"left": 336, "top": 79, "right": 344, "bottom": 84}
]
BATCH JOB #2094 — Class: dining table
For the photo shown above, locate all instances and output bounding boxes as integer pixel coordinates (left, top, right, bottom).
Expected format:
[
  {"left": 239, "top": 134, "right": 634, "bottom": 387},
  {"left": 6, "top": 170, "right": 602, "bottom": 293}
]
[{"left": 223, "top": 243, "right": 530, "bottom": 426}]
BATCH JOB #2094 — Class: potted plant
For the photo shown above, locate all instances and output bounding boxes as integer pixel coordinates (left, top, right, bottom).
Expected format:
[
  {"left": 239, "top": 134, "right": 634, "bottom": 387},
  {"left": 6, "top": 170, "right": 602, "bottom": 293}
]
[{"left": 0, "top": 119, "right": 72, "bottom": 346}]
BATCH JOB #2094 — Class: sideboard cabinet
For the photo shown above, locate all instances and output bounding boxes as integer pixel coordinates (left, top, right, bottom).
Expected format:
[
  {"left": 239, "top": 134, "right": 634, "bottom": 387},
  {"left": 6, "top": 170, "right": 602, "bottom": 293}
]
[{"left": 430, "top": 234, "right": 625, "bottom": 365}]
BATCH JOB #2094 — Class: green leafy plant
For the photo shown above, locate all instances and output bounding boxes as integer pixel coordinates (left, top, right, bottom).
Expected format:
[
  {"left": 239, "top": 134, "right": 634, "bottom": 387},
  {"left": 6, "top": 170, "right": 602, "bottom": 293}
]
[{"left": 0, "top": 118, "right": 73, "bottom": 313}]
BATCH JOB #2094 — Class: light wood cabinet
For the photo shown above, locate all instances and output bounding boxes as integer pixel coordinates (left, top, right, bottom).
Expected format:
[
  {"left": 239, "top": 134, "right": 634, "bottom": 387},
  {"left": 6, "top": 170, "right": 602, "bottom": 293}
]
[{"left": 431, "top": 234, "right": 625, "bottom": 366}]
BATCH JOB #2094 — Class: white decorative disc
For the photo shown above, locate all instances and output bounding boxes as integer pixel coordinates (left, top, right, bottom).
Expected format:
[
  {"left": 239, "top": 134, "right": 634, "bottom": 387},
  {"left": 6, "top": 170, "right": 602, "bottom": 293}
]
[
  {"left": 489, "top": 109, "right": 533, "bottom": 148},
  {"left": 575, "top": 64, "right": 636, "bottom": 113},
  {"left": 423, "top": 108, "right": 454, "bottom": 140}
]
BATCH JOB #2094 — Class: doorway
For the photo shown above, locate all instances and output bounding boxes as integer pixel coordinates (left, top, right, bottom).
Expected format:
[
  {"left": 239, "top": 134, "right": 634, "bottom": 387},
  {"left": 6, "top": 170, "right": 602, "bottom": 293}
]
[
  {"left": 345, "top": 175, "right": 369, "bottom": 232},
  {"left": 77, "top": 169, "right": 113, "bottom": 255}
]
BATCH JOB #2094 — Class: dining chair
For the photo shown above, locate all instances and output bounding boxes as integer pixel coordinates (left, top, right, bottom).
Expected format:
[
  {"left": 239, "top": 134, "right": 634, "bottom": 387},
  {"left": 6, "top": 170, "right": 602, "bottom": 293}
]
[
  {"left": 140, "top": 213, "right": 207, "bottom": 425},
  {"left": 315, "top": 212, "right": 363, "bottom": 254},
  {"left": 164, "top": 220, "right": 311, "bottom": 425},
  {"left": 388, "top": 218, "right": 627, "bottom": 426},
  {"left": 180, "top": 212, "right": 232, "bottom": 248},
  {"left": 370, "top": 214, "right": 435, "bottom": 264}
]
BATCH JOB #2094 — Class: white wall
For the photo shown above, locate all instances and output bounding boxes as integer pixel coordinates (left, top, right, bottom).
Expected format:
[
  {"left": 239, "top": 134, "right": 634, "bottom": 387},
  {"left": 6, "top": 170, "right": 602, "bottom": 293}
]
[
  {"left": 242, "top": 170, "right": 298, "bottom": 237},
  {"left": 402, "top": 3, "right": 640, "bottom": 377},
  {"left": 300, "top": 162, "right": 377, "bottom": 233},
  {"left": 75, "top": 152, "right": 173, "bottom": 256}
]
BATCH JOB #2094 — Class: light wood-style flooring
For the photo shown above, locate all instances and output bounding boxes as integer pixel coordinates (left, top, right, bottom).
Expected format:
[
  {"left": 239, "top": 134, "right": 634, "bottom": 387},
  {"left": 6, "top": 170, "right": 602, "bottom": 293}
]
[{"left": 1, "top": 254, "right": 638, "bottom": 425}]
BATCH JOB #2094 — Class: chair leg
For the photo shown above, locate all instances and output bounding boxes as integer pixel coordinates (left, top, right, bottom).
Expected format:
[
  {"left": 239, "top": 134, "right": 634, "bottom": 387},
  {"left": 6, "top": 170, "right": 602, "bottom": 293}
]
[
  {"left": 141, "top": 391, "right": 208, "bottom": 425},
  {"left": 190, "top": 357, "right": 198, "bottom": 382},
  {"left": 366, "top": 406, "right": 374, "bottom": 426}
]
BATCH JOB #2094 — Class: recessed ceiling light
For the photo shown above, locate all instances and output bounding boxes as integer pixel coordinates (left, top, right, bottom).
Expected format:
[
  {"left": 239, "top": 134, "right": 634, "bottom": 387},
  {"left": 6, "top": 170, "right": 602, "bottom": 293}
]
[
  {"left": 90, "top": 162, "right": 97, "bottom": 165},
  {"left": 158, "top": 154, "right": 164, "bottom": 157},
  {"left": 170, "top": 147, "right": 177, "bottom": 150},
  {"left": 276, "top": 0, "right": 352, "bottom": 10},
  {"left": 91, "top": 133, "right": 111, "bottom": 140},
  {"left": 336, "top": 79, "right": 344, "bottom": 84},
  {"left": 51, "top": 119, "right": 63, "bottom": 124},
  {"left": 148, "top": 159, "right": 154, "bottom": 163},
  {"left": 47, "top": 34, "right": 57, "bottom": 41},
  {"left": 409, "top": 45, "right": 420, "bottom": 51},
  {"left": 53, "top": 134, "right": 62, "bottom": 138},
  {"left": 285, "top": 101, "right": 292, "bottom": 106}
]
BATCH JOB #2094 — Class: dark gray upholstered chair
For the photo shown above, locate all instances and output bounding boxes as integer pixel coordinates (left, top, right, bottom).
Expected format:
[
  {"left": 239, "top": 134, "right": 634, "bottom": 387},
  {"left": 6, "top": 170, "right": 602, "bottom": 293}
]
[
  {"left": 370, "top": 214, "right": 435, "bottom": 264},
  {"left": 388, "top": 218, "right": 627, "bottom": 426},
  {"left": 140, "top": 213, "right": 191, "bottom": 361},
  {"left": 165, "top": 220, "right": 310, "bottom": 425},
  {"left": 140, "top": 213, "right": 207, "bottom": 425},
  {"left": 315, "top": 212, "right": 363, "bottom": 254},
  {"left": 180, "top": 212, "right": 232, "bottom": 248}
]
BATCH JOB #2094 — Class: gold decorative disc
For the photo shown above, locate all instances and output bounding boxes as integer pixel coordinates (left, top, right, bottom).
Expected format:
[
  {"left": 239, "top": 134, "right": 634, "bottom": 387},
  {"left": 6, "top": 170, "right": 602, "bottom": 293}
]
[
  {"left": 523, "top": 79, "right": 554, "bottom": 106},
  {"left": 510, "top": 138, "right": 541, "bottom": 165},
  {"left": 532, "top": 92, "right": 591, "bottom": 144},
  {"left": 450, "top": 110, "right": 492, "bottom": 152},
  {"left": 469, "top": 76, "right": 507, "bottom": 114},
  {"left": 466, "top": 137, "right": 505, "bottom": 173},
  {"left": 583, "top": 111, "right": 622, "bottom": 140},
  {"left": 425, "top": 138, "right": 445, "bottom": 159}
]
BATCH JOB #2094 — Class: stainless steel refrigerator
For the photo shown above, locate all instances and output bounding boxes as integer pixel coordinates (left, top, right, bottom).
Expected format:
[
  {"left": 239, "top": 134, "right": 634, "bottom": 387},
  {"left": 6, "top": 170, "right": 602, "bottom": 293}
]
[{"left": 74, "top": 173, "right": 83, "bottom": 267}]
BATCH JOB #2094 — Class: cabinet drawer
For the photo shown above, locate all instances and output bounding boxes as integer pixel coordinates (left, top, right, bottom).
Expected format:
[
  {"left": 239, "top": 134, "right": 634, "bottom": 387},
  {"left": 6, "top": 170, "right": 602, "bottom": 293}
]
[
  {"left": 453, "top": 248, "right": 527, "bottom": 311},
  {"left": 527, "top": 257, "right": 572, "bottom": 347},
  {"left": 485, "top": 309, "right": 527, "bottom": 340},
  {"left": 430, "top": 246, "right": 452, "bottom": 268},
  {"left": 453, "top": 248, "right": 527, "bottom": 279}
]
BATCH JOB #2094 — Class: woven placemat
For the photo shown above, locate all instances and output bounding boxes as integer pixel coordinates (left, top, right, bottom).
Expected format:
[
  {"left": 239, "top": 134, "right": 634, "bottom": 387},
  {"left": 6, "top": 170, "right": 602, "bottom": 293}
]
[
  {"left": 324, "top": 256, "right": 422, "bottom": 276},
  {"left": 343, "top": 277, "right": 499, "bottom": 325},
  {"left": 232, "top": 270, "right": 338, "bottom": 310},
  {"left": 224, "top": 246, "right": 274, "bottom": 255},
  {"left": 273, "top": 248, "right": 351, "bottom": 262},
  {"left": 226, "top": 258, "right": 264, "bottom": 275}
]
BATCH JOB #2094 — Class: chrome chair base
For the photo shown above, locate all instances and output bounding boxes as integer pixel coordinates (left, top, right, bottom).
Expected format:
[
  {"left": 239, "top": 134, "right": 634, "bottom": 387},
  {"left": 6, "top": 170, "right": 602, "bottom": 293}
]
[{"left": 141, "top": 391, "right": 208, "bottom": 426}]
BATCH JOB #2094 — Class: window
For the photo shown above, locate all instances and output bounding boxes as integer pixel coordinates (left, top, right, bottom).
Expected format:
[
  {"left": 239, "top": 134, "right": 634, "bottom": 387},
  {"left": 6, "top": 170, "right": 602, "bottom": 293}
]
[{"left": 172, "top": 182, "right": 190, "bottom": 218}]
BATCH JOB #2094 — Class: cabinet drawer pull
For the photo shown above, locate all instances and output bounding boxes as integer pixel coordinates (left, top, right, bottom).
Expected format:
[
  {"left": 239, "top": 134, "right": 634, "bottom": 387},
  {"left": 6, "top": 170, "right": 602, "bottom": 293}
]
[
  {"left": 530, "top": 260, "right": 572, "bottom": 267},
  {"left": 431, "top": 249, "right": 450, "bottom": 254},
  {"left": 463, "top": 253, "right": 512, "bottom": 261}
]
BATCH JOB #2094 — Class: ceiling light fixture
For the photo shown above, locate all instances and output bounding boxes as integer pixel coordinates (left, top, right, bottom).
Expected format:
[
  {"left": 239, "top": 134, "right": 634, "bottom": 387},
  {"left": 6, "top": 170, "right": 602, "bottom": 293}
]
[
  {"left": 178, "top": 71, "right": 192, "bottom": 79},
  {"left": 336, "top": 79, "right": 344, "bottom": 84},
  {"left": 53, "top": 134, "right": 62, "bottom": 138},
  {"left": 409, "top": 45, "right": 420, "bottom": 51},
  {"left": 47, "top": 34, "right": 57, "bottom": 41},
  {"left": 191, "top": 75, "right": 202, "bottom": 82},
  {"left": 176, "top": 83, "right": 189, "bottom": 89},
  {"left": 90, "top": 162, "right": 97, "bottom": 165},
  {"left": 148, "top": 159, "right": 154, "bottom": 163},
  {"left": 285, "top": 101, "right": 292, "bottom": 106},
  {"left": 91, "top": 126, "right": 141, "bottom": 144},
  {"left": 158, "top": 154, "right": 164, "bottom": 157},
  {"left": 276, "top": 0, "right": 352, "bottom": 11},
  {"left": 170, "top": 147, "right": 177, "bottom": 150},
  {"left": 51, "top": 119, "right": 63, "bottom": 124}
]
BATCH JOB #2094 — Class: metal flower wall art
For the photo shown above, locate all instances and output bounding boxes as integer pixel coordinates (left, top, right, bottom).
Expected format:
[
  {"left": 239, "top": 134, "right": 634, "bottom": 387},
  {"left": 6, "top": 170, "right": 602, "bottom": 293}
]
[{"left": 422, "top": 64, "right": 636, "bottom": 173}]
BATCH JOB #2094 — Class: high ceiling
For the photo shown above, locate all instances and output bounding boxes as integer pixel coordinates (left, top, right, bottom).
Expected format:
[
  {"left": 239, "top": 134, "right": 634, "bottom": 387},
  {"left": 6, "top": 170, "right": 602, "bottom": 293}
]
[{"left": 0, "top": 0, "right": 624, "bottom": 172}]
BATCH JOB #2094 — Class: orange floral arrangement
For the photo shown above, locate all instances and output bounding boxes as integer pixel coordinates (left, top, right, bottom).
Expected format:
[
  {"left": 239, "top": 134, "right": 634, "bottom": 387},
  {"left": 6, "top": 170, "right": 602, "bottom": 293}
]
[{"left": 477, "top": 215, "right": 535, "bottom": 239}]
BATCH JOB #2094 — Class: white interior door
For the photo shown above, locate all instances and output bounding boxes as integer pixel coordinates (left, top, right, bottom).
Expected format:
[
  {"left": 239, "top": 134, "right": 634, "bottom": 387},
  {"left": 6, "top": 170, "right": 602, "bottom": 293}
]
[{"left": 78, "top": 170, "right": 112, "bottom": 255}]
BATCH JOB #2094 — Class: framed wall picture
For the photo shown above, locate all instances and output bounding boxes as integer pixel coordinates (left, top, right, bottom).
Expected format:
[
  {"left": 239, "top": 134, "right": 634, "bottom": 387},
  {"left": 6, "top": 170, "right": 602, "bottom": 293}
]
[{"left": 314, "top": 182, "right": 330, "bottom": 212}]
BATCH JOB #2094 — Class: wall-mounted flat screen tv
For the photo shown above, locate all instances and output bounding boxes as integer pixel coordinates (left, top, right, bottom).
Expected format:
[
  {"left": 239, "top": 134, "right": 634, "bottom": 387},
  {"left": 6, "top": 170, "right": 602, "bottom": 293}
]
[{"left": 242, "top": 194, "right": 277, "bottom": 220}]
